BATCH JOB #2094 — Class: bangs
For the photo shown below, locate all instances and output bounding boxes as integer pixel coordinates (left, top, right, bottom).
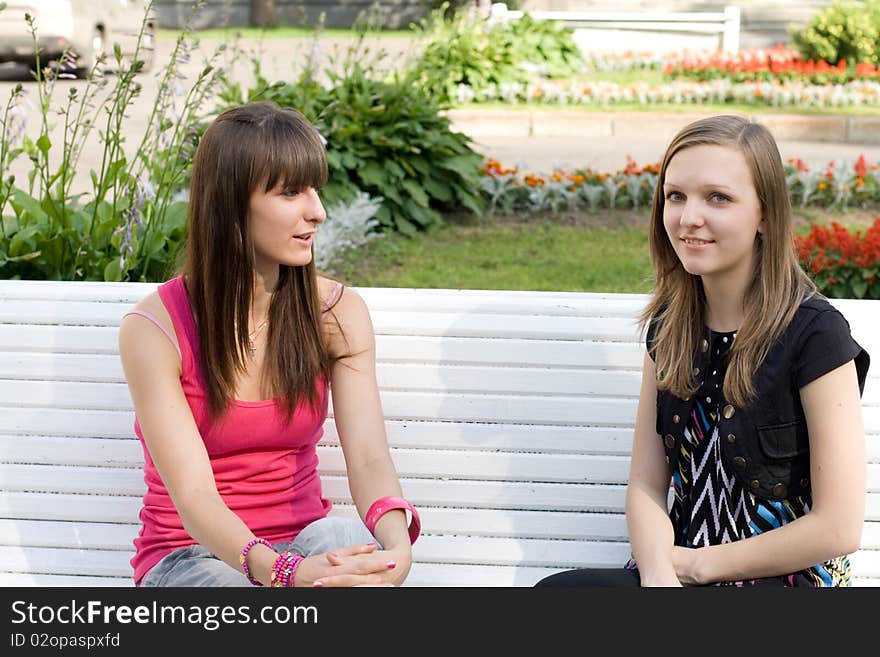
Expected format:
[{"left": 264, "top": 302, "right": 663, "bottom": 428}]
[{"left": 255, "top": 110, "right": 328, "bottom": 194}]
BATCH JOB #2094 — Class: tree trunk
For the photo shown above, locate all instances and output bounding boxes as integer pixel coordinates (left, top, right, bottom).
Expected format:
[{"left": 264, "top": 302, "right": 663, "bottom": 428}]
[{"left": 251, "top": 0, "right": 278, "bottom": 28}]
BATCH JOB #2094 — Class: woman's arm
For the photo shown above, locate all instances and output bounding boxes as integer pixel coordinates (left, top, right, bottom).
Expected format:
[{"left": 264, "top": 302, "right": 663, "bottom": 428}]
[
  {"left": 320, "top": 286, "right": 412, "bottom": 585},
  {"left": 625, "top": 351, "right": 682, "bottom": 586},
  {"left": 675, "top": 360, "right": 866, "bottom": 585},
  {"left": 119, "top": 298, "right": 279, "bottom": 585}
]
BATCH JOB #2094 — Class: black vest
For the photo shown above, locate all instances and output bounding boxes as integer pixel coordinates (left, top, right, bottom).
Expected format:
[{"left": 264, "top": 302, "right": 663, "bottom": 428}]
[{"left": 653, "top": 297, "right": 870, "bottom": 503}]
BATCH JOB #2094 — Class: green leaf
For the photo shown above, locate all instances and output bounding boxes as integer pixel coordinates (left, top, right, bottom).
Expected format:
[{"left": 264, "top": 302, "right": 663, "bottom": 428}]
[
  {"left": 400, "top": 179, "right": 430, "bottom": 208},
  {"left": 423, "top": 176, "right": 453, "bottom": 203},
  {"left": 851, "top": 279, "right": 868, "bottom": 299},
  {"left": 11, "top": 190, "right": 48, "bottom": 225},
  {"left": 358, "top": 162, "right": 387, "bottom": 189},
  {"left": 104, "top": 258, "right": 123, "bottom": 282},
  {"left": 36, "top": 135, "right": 51, "bottom": 155},
  {"left": 395, "top": 216, "right": 418, "bottom": 237}
]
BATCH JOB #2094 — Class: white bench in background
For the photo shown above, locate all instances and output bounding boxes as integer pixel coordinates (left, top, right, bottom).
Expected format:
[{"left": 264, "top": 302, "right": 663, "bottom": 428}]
[
  {"left": 491, "top": 3, "right": 741, "bottom": 54},
  {"left": 0, "top": 280, "right": 877, "bottom": 586}
]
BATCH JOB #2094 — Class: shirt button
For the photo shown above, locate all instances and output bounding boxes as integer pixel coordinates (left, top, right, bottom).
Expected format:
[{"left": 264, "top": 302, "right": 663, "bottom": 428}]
[
  {"left": 732, "top": 456, "right": 747, "bottom": 471},
  {"left": 726, "top": 433, "right": 736, "bottom": 444},
  {"left": 722, "top": 404, "right": 735, "bottom": 419},
  {"left": 701, "top": 339, "right": 709, "bottom": 352},
  {"left": 772, "top": 483, "right": 787, "bottom": 498},
  {"left": 664, "top": 434, "right": 675, "bottom": 449},
  {"left": 693, "top": 367, "right": 700, "bottom": 377},
  {"left": 673, "top": 414, "right": 680, "bottom": 424},
  {"left": 800, "top": 478, "right": 810, "bottom": 488},
  {"left": 750, "top": 479, "right": 760, "bottom": 490}
]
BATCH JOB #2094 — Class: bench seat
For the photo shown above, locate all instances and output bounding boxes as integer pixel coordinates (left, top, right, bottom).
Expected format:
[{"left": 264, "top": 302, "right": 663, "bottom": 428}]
[{"left": 1, "top": 281, "right": 877, "bottom": 586}]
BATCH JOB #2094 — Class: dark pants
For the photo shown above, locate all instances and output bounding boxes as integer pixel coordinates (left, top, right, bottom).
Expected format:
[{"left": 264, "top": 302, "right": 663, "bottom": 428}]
[{"left": 535, "top": 568, "right": 641, "bottom": 587}]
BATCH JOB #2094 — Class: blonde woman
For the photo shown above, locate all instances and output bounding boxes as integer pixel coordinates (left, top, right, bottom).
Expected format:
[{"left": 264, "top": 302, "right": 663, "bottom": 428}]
[{"left": 538, "top": 115, "right": 869, "bottom": 587}]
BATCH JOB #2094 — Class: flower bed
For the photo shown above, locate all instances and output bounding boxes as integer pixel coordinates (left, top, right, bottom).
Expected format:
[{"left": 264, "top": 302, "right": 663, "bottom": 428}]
[
  {"left": 454, "top": 77, "right": 880, "bottom": 109},
  {"left": 480, "top": 155, "right": 880, "bottom": 213},
  {"left": 796, "top": 218, "right": 880, "bottom": 299}
]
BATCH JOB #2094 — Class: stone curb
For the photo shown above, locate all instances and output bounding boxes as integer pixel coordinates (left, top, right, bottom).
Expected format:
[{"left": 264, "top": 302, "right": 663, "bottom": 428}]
[{"left": 445, "top": 109, "right": 880, "bottom": 145}]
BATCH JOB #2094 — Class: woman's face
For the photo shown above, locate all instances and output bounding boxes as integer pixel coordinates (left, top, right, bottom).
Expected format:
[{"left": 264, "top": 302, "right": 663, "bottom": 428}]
[
  {"left": 247, "top": 183, "right": 326, "bottom": 271},
  {"left": 662, "top": 144, "right": 764, "bottom": 288}
]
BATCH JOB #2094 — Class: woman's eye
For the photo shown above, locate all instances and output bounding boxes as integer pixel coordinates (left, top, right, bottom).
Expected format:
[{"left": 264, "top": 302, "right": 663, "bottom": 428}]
[
  {"left": 282, "top": 190, "right": 300, "bottom": 198},
  {"left": 709, "top": 193, "right": 730, "bottom": 203},
  {"left": 665, "top": 191, "right": 683, "bottom": 202}
]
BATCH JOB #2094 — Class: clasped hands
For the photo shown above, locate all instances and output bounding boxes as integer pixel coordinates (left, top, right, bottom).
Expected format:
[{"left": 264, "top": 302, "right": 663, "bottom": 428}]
[{"left": 294, "top": 542, "right": 412, "bottom": 588}]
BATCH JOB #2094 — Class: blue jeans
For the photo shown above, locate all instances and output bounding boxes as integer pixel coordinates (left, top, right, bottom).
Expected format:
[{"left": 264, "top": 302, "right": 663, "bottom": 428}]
[{"left": 141, "top": 516, "right": 378, "bottom": 587}]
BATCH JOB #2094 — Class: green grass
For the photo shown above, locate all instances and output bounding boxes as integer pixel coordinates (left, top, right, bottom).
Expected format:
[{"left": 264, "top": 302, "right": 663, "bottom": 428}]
[
  {"left": 329, "top": 209, "right": 878, "bottom": 292},
  {"left": 332, "top": 216, "right": 654, "bottom": 292}
]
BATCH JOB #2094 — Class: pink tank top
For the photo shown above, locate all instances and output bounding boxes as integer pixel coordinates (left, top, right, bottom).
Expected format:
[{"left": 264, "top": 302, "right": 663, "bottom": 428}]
[{"left": 129, "top": 276, "right": 340, "bottom": 584}]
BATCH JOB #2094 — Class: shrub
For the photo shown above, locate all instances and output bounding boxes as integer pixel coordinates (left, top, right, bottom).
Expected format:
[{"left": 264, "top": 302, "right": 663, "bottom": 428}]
[
  {"left": 795, "top": 218, "right": 880, "bottom": 299},
  {"left": 218, "top": 40, "right": 484, "bottom": 236},
  {"left": 410, "top": 4, "right": 583, "bottom": 104},
  {"left": 790, "top": 0, "right": 880, "bottom": 65}
]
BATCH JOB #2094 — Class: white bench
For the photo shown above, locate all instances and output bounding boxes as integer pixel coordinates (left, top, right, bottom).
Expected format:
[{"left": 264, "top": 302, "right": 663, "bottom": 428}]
[
  {"left": 0, "top": 280, "right": 877, "bottom": 586},
  {"left": 492, "top": 3, "right": 741, "bottom": 54}
]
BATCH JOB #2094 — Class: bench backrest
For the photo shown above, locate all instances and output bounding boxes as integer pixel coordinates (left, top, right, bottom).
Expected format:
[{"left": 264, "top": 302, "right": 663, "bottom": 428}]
[{"left": 0, "top": 280, "right": 877, "bottom": 586}]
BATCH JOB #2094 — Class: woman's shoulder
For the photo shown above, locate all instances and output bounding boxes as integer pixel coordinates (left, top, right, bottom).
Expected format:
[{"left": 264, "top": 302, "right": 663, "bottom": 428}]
[{"left": 120, "top": 290, "right": 179, "bottom": 359}]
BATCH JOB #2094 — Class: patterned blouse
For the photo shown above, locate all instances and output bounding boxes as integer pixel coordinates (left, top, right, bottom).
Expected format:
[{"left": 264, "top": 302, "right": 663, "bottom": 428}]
[{"left": 628, "top": 327, "right": 851, "bottom": 587}]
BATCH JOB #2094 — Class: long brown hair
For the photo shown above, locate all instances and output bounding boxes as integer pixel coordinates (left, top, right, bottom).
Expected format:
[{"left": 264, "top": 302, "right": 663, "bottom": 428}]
[
  {"left": 183, "top": 101, "right": 332, "bottom": 420},
  {"left": 640, "top": 115, "right": 816, "bottom": 407}
]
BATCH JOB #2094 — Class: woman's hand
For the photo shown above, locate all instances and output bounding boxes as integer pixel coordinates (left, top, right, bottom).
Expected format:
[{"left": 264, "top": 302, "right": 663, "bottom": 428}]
[{"left": 293, "top": 542, "right": 412, "bottom": 588}]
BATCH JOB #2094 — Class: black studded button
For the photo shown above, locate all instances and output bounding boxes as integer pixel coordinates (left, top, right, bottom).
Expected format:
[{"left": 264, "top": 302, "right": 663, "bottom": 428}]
[
  {"left": 693, "top": 367, "right": 700, "bottom": 377},
  {"left": 673, "top": 414, "right": 680, "bottom": 424},
  {"left": 665, "top": 455, "right": 670, "bottom": 464},
  {"left": 722, "top": 405, "right": 735, "bottom": 419},
  {"left": 664, "top": 434, "right": 675, "bottom": 449},
  {"left": 772, "top": 483, "right": 787, "bottom": 498},
  {"left": 732, "top": 456, "right": 747, "bottom": 471},
  {"left": 750, "top": 479, "right": 760, "bottom": 490},
  {"left": 701, "top": 339, "right": 709, "bottom": 352},
  {"left": 800, "top": 478, "right": 810, "bottom": 488},
  {"left": 726, "top": 433, "right": 736, "bottom": 444}
]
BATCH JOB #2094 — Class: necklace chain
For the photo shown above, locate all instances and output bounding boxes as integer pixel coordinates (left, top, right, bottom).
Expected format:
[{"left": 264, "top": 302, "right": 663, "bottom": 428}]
[{"left": 247, "top": 318, "right": 269, "bottom": 357}]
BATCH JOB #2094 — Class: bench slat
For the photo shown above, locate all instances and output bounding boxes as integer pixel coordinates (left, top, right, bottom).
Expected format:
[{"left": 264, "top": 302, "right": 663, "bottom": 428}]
[
  {"left": 0, "top": 393, "right": 644, "bottom": 426},
  {"left": 5, "top": 482, "right": 880, "bottom": 521},
  {"left": 0, "top": 358, "right": 646, "bottom": 398},
  {"left": 0, "top": 423, "right": 640, "bottom": 462},
  {"left": 0, "top": 449, "right": 635, "bottom": 488},
  {"left": 0, "top": 477, "right": 631, "bottom": 513}
]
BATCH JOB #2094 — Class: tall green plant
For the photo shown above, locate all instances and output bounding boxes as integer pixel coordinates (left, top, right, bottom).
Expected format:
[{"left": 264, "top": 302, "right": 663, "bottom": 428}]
[
  {"left": 0, "top": 0, "right": 225, "bottom": 281},
  {"left": 219, "top": 32, "right": 484, "bottom": 235},
  {"left": 410, "top": 4, "right": 583, "bottom": 104}
]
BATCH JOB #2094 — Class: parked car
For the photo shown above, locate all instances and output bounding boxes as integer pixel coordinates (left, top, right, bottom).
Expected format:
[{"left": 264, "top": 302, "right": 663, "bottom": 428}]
[{"left": 0, "top": 0, "right": 155, "bottom": 77}]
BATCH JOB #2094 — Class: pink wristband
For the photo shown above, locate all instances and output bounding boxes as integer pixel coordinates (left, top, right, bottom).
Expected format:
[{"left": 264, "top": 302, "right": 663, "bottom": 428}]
[{"left": 364, "top": 496, "right": 421, "bottom": 545}]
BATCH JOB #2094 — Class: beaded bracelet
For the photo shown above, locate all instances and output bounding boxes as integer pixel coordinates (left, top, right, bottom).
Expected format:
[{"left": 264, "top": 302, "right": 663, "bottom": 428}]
[
  {"left": 240, "top": 537, "right": 276, "bottom": 586},
  {"left": 270, "top": 551, "right": 305, "bottom": 588}
]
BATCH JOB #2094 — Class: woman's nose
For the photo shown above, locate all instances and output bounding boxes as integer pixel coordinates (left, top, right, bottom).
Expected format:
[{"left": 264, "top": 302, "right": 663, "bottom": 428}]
[
  {"left": 307, "top": 188, "right": 327, "bottom": 224},
  {"left": 680, "top": 201, "right": 704, "bottom": 227}
]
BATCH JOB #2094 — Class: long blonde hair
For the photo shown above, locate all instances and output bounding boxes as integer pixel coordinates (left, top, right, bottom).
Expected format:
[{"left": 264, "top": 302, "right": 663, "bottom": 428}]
[{"left": 640, "top": 115, "right": 816, "bottom": 407}]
